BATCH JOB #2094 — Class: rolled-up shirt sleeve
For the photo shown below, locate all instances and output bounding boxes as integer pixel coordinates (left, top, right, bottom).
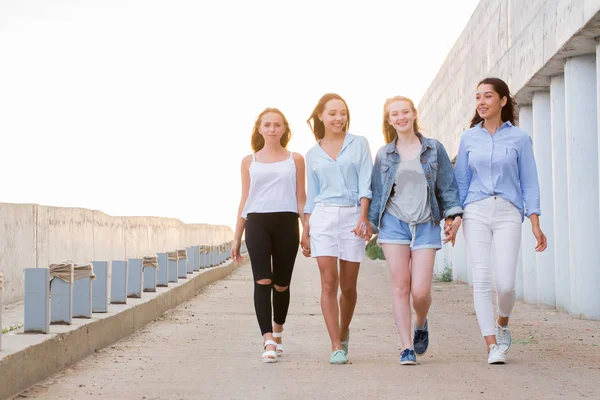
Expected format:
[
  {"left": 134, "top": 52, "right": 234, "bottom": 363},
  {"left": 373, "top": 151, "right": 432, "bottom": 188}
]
[
  {"left": 358, "top": 137, "right": 373, "bottom": 200},
  {"left": 454, "top": 134, "right": 471, "bottom": 208},
  {"left": 519, "top": 135, "right": 541, "bottom": 217}
]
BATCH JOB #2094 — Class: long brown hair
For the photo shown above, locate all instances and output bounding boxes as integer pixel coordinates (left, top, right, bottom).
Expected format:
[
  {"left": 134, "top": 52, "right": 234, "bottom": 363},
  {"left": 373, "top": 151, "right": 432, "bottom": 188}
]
[
  {"left": 470, "top": 77, "right": 517, "bottom": 128},
  {"left": 251, "top": 108, "right": 292, "bottom": 152},
  {"left": 306, "top": 93, "right": 350, "bottom": 141},
  {"left": 382, "top": 96, "right": 420, "bottom": 144}
]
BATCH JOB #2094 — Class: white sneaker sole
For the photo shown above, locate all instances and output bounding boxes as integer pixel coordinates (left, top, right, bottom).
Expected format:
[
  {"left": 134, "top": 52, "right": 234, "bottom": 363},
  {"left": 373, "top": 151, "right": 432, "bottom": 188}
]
[{"left": 488, "top": 356, "right": 506, "bottom": 364}]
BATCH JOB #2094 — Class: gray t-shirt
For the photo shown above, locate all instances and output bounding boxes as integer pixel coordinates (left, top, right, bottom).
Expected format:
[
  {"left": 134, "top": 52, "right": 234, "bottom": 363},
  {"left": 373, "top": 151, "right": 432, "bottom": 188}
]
[{"left": 385, "top": 155, "right": 431, "bottom": 225}]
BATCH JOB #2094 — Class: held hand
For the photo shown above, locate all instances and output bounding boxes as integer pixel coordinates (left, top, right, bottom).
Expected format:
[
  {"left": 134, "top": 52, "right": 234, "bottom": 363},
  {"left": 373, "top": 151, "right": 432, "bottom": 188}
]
[
  {"left": 351, "top": 217, "right": 372, "bottom": 241},
  {"left": 443, "top": 217, "right": 462, "bottom": 246},
  {"left": 301, "top": 230, "right": 311, "bottom": 258},
  {"left": 232, "top": 239, "right": 243, "bottom": 262},
  {"left": 532, "top": 226, "right": 547, "bottom": 252}
]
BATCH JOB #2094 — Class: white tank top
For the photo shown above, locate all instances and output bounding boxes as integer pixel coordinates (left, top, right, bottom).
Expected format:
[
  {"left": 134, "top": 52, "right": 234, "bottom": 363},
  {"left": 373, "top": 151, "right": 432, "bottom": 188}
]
[{"left": 241, "top": 152, "right": 298, "bottom": 219}]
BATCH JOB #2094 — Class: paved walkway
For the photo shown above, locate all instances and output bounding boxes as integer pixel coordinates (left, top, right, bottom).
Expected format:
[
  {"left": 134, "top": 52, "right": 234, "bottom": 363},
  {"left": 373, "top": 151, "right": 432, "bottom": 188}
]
[{"left": 17, "top": 256, "right": 600, "bottom": 399}]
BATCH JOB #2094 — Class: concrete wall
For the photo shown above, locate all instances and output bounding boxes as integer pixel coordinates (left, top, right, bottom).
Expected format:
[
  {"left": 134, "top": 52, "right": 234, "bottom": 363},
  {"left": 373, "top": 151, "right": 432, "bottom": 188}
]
[
  {"left": 418, "top": 0, "right": 600, "bottom": 320},
  {"left": 0, "top": 202, "right": 232, "bottom": 304},
  {"left": 419, "top": 0, "right": 600, "bottom": 157}
]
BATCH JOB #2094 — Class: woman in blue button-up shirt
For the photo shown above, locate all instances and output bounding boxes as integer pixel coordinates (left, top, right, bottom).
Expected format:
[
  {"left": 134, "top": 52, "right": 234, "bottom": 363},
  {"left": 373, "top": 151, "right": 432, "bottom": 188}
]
[
  {"left": 301, "top": 93, "right": 373, "bottom": 365},
  {"left": 454, "top": 77, "right": 547, "bottom": 365}
]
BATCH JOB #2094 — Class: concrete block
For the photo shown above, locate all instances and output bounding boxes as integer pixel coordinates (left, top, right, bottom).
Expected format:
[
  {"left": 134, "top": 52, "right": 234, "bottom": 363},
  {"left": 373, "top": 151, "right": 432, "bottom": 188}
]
[
  {"left": 192, "top": 245, "right": 200, "bottom": 271},
  {"left": 110, "top": 260, "right": 128, "bottom": 304},
  {"left": 168, "top": 258, "right": 178, "bottom": 283},
  {"left": 177, "top": 249, "right": 187, "bottom": 279},
  {"left": 91, "top": 261, "right": 110, "bottom": 313},
  {"left": 73, "top": 277, "right": 92, "bottom": 318},
  {"left": 127, "top": 259, "right": 143, "bottom": 298},
  {"left": 178, "top": 258, "right": 187, "bottom": 279},
  {"left": 186, "top": 247, "right": 194, "bottom": 274},
  {"left": 24, "top": 268, "right": 50, "bottom": 333},
  {"left": 156, "top": 253, "right": 168, "bottom": 287},
  {"left": 50, "top": 277, "right": 73, "bottom": 325},
  {"left": 143, "top": 257, "right": 158, "bottom": 293}
]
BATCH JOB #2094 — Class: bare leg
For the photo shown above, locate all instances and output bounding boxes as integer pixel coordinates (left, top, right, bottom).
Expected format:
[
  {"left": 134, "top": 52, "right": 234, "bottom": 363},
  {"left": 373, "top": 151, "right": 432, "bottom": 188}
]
[
  {"left": 382, "top": 244, "right": 412, "bottom": 350},
  {"left": 338, "top": 260, "right": 360, "bottom": 342},
  {"left": 316, "top": 256, "right": 343, "bottom": 351}
]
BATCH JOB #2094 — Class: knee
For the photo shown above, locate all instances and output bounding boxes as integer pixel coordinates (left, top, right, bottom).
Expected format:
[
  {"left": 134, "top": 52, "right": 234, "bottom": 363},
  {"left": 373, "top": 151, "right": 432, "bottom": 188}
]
[
  {"left": 392, "top": 281, "right": 411, "bottom": 298},
  {"left": 256, "top": 279, "right": 272, "bottom": 286},
  {"left": 495, "top": 282, "right": 515, "bottom": 297},
  {"left": 340, "top": 284, "right": 357, "bottom": 298},
  {"left": 321, "top": 277, "right": 338, "bottom": 295},
  {"left": 411, "top": 289, "right": 431, "bottom": 305},
  {"left": 273, "top": 284, "right": 289, "bottom": 292}
]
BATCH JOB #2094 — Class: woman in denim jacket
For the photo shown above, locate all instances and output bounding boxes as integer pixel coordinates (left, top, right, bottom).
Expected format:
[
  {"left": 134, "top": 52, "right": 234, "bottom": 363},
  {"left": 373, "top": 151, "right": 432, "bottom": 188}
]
[{"left": 368, "top": 96, "right": 462, "bottom": 365}]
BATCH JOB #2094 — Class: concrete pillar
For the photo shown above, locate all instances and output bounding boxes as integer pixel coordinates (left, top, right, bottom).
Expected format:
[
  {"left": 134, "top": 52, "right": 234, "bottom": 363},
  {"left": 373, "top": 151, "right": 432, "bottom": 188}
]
[
  {"left": 192, "top": 246, "right": 200, "bottom": 271},
  {"left": 565, "top": 54, "right": 600, "bottom": 319},
  {"left": 532, "top": 90, "right": 556, "bottom": 308},
  {"left": 110, "top": 260, "right": 128, "bottom": 304},
  {"left": 519, "top": 105, "right": 538, "bottom": 305},
  {"left": 186, "top": 247, "right": 194, "bottom": 274},
  {"left": 24, "top": 268, "right": 50, "bottom": 333},
  {"left": 157, "top": 253, "right": 168, "bottom": 287},
  {"left": 73, "top": 277, "right": 93, "bottom": 318},
  {"left": 550, "top": 75, "right": 570, "bottom": 312},
  {"left": 50, "top": 277, "right": 73, "bottom": 325},
  {"left": 91, "top": 261, "right": 110, "bottom": 313},
  {"left": 0, "top": 273, "right": 4, "bottom": 349},
  {"left": 451, "top": 230, "right": 467, "bottom": 283},
  {"left": 127, "top": 259, "right": 143, "bottom": 298},
  {"left": 168, "top": 253, "right": 178, "bottom": 283}
]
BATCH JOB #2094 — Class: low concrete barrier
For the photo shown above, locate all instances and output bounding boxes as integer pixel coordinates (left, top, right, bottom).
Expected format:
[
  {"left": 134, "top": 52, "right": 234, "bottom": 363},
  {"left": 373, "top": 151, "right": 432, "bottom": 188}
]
[{"left": 0, "top": 255, "right": 248, "bottom": 400}]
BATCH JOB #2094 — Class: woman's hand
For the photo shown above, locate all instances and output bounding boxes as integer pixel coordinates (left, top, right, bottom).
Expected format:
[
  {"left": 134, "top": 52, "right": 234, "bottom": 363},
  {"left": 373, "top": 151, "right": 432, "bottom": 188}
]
[
  {"left": 532, "top": 226, "right": 547, "bottom": 252},
  {"left": 443, "top": 216, "right": 462, "bottom": 246},
  {"left": 232, "top": 238, "right": 243, "bottom": 262},
  {"left": 301, "top": 229, "right": 311, "bottom": 257},
  {"left": 352, "top": 216, "right": 372, "bottom": 241}
]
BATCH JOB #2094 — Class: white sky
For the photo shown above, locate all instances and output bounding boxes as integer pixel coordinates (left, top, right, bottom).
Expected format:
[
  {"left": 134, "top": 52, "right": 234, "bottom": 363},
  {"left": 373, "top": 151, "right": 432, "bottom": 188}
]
[{"left": 0, "top": 0, "right": 480, "bottom": 230}]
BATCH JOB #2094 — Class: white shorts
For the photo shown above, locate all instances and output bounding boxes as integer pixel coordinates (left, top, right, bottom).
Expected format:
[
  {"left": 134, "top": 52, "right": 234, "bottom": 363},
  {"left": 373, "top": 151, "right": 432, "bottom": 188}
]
[{"left": 309, "top": 204, "right": 365, "bottom": 263}]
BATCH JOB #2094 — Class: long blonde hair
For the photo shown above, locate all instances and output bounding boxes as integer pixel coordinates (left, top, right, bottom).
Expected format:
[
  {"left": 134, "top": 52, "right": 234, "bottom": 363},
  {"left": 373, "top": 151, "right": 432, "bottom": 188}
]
[{"left": 382, "top": 96, "right": 420, "bottom": 144}]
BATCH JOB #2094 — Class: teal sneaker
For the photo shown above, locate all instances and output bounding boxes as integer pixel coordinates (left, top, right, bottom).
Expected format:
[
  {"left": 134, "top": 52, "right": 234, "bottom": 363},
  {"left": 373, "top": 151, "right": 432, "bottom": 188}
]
[
  {"left": 330, "top": 350, "right": 348, "bottom": 364},
  {"left": 341, "top": 329, "right": 350, "bottom": 355}
]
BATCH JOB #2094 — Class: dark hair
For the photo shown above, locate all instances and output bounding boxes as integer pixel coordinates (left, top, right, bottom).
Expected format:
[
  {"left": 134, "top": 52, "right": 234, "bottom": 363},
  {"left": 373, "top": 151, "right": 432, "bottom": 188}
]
[
  {"left": 470, "top": 77, "right": 517, "bottom": 128},
  {"left": 382, "top": 96, "right": 420, "bottom": 144},
  {"left": 251, "top": 108, "right": 292, "bottom": 152},
  {"left": 306, "top": 93, "right": 350, "bottom": 141}
]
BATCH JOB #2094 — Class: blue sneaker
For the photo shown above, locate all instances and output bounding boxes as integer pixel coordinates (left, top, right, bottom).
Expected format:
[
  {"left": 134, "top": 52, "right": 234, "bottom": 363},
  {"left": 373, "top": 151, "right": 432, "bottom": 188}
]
[
  {"left": 400, "top": 348, "right": 417, "bottom": 365},
  {"left": 330, "top": 350, "right": 348, "bottom": 365},
  {"left": 413, "top": 319, "right": 429, "bottom": 355}
]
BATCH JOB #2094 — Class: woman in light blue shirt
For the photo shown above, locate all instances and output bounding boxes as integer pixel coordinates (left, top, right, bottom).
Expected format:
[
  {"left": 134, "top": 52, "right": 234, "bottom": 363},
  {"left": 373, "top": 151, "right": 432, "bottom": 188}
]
[
  {"left": 454, "top": 77, "right": 547, "bottom": 365},
  {"left": 302, "top": 93, "right": 373, "bottom": 365}
]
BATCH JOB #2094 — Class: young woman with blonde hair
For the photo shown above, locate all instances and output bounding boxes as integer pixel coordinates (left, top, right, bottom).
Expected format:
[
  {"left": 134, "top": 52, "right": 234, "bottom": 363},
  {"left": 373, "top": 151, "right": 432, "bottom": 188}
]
[
  {"left": 232, "top": 108, "right": 306, "bottom": 363},
  {"left": 369, "top": 96, "right": 462, "bottom": 365}
]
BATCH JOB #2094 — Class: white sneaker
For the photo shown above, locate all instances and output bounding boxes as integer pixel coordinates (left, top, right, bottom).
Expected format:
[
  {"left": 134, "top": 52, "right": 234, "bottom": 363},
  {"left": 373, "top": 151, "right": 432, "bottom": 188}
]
[
  {"left": 496, "top": 324, "right": 512, "bottom": 353},
  {"left": 487, "top": 344, "right": 506, "bottom": 364}
]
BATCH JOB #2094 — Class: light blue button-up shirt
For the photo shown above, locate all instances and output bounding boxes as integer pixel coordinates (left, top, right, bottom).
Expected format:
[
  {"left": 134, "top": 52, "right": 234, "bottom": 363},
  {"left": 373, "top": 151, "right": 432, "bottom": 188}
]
[
  {"left": 454, "top": 121, "right": 541, "bottom": 220},
  {"left": 304, "top": 133, "right": 373, "bottom": 214}
]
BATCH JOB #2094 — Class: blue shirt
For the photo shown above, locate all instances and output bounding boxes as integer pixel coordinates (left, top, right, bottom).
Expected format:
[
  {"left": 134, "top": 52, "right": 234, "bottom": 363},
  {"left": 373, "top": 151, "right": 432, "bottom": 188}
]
[
  {"left": 304, "top": 133, "right": 373, "bottom": 214},
  {"left": 454, "top": 121, "right": 541, "bottom": 219}
]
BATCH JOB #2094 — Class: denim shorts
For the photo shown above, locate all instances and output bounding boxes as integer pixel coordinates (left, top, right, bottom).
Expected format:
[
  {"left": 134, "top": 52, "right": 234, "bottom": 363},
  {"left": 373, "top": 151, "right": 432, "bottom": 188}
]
[{"left": 377, "top": 212, "right": 442, "bottom": 250}]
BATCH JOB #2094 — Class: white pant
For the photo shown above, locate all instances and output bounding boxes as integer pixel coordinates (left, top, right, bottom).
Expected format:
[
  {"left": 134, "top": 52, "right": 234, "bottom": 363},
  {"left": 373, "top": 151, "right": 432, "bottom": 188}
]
[
  {"left": 463, "top": 196, "right": 522, "bottom": 337},
  {"left": 309, "top": 204, "right": 365, "bottom": 263}
]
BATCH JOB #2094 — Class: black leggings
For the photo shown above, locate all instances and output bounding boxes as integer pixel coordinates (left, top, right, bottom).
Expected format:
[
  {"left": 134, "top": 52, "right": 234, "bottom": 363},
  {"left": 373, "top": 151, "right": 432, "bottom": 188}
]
[{"left": 245, "top": 212, "right": 299, "bottom": 335}]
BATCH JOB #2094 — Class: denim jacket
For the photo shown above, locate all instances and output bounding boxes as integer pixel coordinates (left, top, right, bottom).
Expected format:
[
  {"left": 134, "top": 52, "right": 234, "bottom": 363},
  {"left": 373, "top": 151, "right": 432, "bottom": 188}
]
[{"left": 368, "top": 132, "right": 463, "bottom": 230}]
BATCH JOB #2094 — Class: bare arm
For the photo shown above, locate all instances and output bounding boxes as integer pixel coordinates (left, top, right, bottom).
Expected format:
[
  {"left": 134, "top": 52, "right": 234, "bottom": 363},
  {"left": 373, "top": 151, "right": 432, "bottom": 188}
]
[
  {"left": 293, "top": 153, "right": 307, "bottom": 227},
  {"left": 232, "top": 155, "right": 252, "bottom": 260}
]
